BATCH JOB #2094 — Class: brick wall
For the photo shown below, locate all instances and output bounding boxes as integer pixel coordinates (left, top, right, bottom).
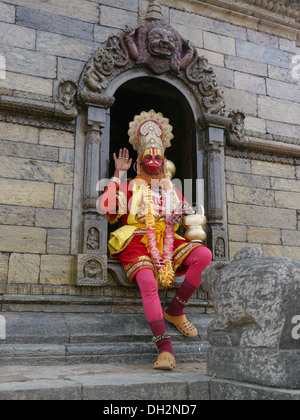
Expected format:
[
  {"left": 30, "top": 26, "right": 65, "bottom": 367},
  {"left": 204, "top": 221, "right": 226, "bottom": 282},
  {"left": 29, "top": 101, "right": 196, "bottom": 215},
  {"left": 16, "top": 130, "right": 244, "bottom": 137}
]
[{"left": 0, "top": 0, "right": 299, "bottom": 295}]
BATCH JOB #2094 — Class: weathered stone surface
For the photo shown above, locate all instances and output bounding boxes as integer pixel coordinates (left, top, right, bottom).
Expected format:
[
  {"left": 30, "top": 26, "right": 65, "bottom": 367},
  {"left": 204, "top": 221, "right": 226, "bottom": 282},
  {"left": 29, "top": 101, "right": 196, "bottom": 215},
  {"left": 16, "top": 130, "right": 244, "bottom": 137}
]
[
  {"left": 0, "top": 122, "right": 39, "bottom": 144},
  {"left": 0, "top": 179, "right": 54, "bottom": 208},
  {"left": 228, "top": 203, "right": 296, "bottom": 230},
  {"left": 40, "top": 255, "right": 74, "bottom": 285},
  {"left": 0, "top": 71, "right": 53, "bottom": 97},
  {"left": 0, "top": 156, "right": 73, "bottom": 184},
  {"left": 0, "top": 205, "right": 35, "bottom": 226},
  {"left": 0, "top": 21, "right": 36, "bottom": 50},
  {"left": 236, "top": 40, "right": 290, "bottom": 68},
  {"left": 0, "top": 226, "right": 46, "bottom": 254},
  {"left": 0, "top": 1, "right": 15, "bottom": 23},
  {"left": 47, "top": 229, "right": 71, "bottom": 254},
  {"left": 0, "top": 253, "right": 9, "bottom": 283},
  {"left": 39, "top": 129, "right": 74, "bottom": 148},
  {"left": 0, "top": 45, "right": 57, "bottom": 79},
  {"left": 16, "top": 6, "right": 94, "bottom": 40},
  {"left": 258, "top": 96, "right": 300, "bottom": 125},
  {"left": 54, "top": 184, "right": 73, "bottom": 210},
  {"left": 203, "top": 32, "right": 236, "bottom": 55},
  {"left": 7, "top": 254, "right": 40, "bottom": 284},
  {"left": 36, "top": 209, "right": 71, "bottom": 229},
  {"left": 204, "top": 247, "right": 300, "bottom": 389},
  {"left": 0, "top": 140, "right": 58, "bottom": 161}
]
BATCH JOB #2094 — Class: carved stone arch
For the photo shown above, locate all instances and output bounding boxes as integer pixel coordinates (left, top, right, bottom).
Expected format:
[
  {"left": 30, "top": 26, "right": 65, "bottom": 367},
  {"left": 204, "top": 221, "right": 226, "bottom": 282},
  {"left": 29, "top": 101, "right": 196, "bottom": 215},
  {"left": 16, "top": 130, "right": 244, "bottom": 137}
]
[{"left": 74, "top": 16, "right": 230, "bottom": 287}]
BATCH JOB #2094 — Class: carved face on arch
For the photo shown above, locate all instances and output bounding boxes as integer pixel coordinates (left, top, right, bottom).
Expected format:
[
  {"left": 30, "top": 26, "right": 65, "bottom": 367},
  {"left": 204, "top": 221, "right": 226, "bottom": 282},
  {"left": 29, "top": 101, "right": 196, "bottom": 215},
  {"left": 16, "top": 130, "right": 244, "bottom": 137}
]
[{"left": 147, "top": 27, "right": 176, "bottom": 59}]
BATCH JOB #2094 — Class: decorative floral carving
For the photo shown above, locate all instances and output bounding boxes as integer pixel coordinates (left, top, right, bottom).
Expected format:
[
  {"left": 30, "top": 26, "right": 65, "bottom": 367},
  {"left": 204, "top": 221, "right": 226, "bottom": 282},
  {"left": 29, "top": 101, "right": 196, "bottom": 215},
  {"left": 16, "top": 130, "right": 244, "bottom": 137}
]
[{"left": 78, "top": 20, "right": 225, "bottom": 116}]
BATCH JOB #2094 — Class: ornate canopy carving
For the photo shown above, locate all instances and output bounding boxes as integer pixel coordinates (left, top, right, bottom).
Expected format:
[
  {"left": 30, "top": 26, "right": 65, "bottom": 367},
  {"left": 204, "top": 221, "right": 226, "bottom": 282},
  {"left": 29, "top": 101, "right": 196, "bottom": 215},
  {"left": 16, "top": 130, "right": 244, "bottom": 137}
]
[{"left": 77, "top": 17, "right": 226, "bottom": 119}]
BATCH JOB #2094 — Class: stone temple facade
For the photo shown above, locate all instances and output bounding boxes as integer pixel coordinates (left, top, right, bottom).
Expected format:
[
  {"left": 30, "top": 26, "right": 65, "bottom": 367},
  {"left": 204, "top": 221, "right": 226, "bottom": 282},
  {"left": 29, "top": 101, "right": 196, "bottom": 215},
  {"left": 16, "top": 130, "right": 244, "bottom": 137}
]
[{"left": 0, "top": 0, "right": 299, "bottom": 366}]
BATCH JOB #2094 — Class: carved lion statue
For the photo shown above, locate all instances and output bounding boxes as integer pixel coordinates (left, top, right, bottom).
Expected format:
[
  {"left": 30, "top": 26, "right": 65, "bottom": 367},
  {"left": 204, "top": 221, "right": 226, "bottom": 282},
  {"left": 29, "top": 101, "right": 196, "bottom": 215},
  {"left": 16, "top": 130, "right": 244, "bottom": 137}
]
[{"left": 202, "top": 247, "right": 300, "bottom": 350}]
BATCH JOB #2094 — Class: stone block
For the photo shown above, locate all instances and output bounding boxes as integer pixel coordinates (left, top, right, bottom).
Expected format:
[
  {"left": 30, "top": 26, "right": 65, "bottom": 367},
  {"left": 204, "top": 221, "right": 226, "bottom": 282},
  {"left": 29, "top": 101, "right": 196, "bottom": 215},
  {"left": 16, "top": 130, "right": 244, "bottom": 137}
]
[
  {"left": 7, "top": 253, "right": 40, "bottom": 284},
  {"left": 268, "top": 65, "right": 297, "bottom": 84},
  {"left": 247, "top": 29, "right": 279, "bottom": 49},
  {"left": 247, "top": 227, "right": 281, "bottom": 245},
  {"left": 234, "top": 72, "right": 266, "bottom": 95},
  {"left": 233, "top": 185, "right": 275, "bottom": 207},
  {"left": 173, "top": 23, "right": 203, "bottom": 48},
  {"left": 252, "top": 160, "right": 296, "bottom": 179},
  {"left": 262, "top": 245, "right": 300, "bottom": 259},
  {"left": 267, "top": 121, "right": 299, "bottom": 140},
  {"left": 222, "top": 87, "right": 257, "bottom": 116},
  {"left": 0, "top": 179, "right": 54, "bottom": 209},
  {"left": 208, "top": 348, "right": 300, "bottom": 389},
  {"left": 36, "top": 209, "right": 71, "bottom": 229},
  {"left": 0, "top": 140, "right": 58, "bottom": 161},
  {"left": 16, "top": 6, "right": 94, "bottom": 40},
  {"left": 40, "top": 255, "right": 74, "bottom": 285},
  {"left": 0, "top": 205, "right": 35, "bottom": 227},
  {"left": 0, "top": 226, "right": 46, "bottom": 254},
  {"left": 37, "top": 31, "right": 96, "bottom": 61},
  {"left": 227, "top": 203, "right": 296, "bottom": 230},
  {"left": 225, "top": 156, "right": 252, "bottom": 174},
  {"left": 0, "top": 21, "right": 36, "bottom": 50},
  {"left": 226, "top": 171, "right": 271, "bottom": 189},
  {"left": 47, "top": 229, "right": 71, "bottom": 254},
  {"left": 0, "top": 45, "right": 57, "bottom": 79},
  {"left": 236, "top": 40, "right": 290, "bottom": 68},
  {"left": 225, "top": 55, "right": 268, "bottom": 77},
  {"left": 210, "top": 378, "right": 300, "bottom": 400},
  {"left": 270, "top": 177, "right": 300, "bottom": 193},
  {"left": 244, "top": 116, "right": 266, "bottom": 133},
  {"left": 0, "top": 72, "right": 53, "bottom": 97},
  {"left": 282, "top": 230, "right": 300, "bottom": 247},
  {"left": 266, "top": 78, "right": 300, "bottom": 103},
  {"left": 228, "top": 225, "right": 247, "bottom": 243},
  {"left": 0, "top": 253, "right": 9, "bottom": 283},
  {"left": 197, "top": 49, "right": 224, "bottom": 67},
  {"left": 275, "top": 191, "right": 300, "bottom": 210},
  {"left": 0, "top": 1, "right": 15, "bottom": 23},
  {"left": 203, "top": 32, "right": 235, "bottom": 56},
  {"left": 258, "top": 96, "right": 300, "bottom": 125},
  {"left": 39, "top": 129, "right": 75, "bottom": 149},
  {"left": 9, "top": 0, "right": 100, "bottom": 23},
  {"left": 99, "top": 5, "right": 138, "bottom": 30},
  {"left": 0, "top": 156, "right": 73, "bottom": 184},
  {"left": 54, "top": 185, "right": 73, "bottom": 210},
  {"left": 59, "top": 148, "right": 74, "bottom": 164},
  {"left": 0, "top": 122, "right": 39, "bottom": 144},
  {"left": 57, "top": 57, "right": 85, "bottom": 82}
]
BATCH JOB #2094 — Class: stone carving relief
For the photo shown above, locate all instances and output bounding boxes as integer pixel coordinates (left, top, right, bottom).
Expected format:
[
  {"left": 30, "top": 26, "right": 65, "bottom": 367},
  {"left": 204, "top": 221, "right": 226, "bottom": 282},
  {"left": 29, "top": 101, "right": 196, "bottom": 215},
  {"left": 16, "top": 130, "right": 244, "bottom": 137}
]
[
  {"left": 56, "top": 79, "right": 78, "bottom": 118},
  {"left": 77, "top": 20, "right": 226, "bottom": 117},
  {"left": 76, "top": 254, "right": 107, "bottom": 287}
]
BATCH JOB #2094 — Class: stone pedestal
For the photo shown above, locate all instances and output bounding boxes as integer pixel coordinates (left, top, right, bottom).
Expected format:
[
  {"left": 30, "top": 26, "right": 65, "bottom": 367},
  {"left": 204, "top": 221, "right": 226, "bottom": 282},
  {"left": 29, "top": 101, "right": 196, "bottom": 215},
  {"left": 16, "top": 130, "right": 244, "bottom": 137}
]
[{"left": 204, "top": 247, "right": 300, "bottom": 399}]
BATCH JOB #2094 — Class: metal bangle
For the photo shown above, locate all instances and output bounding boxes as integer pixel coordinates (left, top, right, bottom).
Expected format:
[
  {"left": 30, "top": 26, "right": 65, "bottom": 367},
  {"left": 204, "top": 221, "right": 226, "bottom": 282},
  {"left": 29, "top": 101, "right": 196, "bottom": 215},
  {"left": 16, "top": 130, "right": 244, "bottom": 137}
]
[
  {"left": 152, "top": 332, "right": 171, "bottom": 344},
  {"left": 176, "top": 296, "right": 189, "bottom": 307}
]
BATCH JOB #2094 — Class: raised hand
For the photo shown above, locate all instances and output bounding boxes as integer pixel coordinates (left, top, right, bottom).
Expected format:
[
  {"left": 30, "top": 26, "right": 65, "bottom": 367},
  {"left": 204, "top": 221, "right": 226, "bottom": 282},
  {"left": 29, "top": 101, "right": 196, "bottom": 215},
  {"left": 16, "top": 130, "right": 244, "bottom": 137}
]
[{"left": 113, "top": 148, "right": 133, "bottom": 179}]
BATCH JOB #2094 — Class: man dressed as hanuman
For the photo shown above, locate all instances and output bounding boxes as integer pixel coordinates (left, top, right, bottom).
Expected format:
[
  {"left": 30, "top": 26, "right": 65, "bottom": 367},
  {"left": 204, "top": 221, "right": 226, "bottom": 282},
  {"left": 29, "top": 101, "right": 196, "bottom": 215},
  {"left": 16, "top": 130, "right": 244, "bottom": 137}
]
[{"left": 99, "top": 110, "right": 212, "bottom": 370}]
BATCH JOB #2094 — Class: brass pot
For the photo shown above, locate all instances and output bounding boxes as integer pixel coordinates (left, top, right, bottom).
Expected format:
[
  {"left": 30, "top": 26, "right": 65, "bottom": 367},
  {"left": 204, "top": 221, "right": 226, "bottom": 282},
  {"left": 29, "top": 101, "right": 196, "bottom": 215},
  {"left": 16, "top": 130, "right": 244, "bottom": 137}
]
[
  {"left": 184, "top": 214, "right": 207, "bottom": 227},
  {"left": 185, "top": 226, "right": 207, "bottom": 242}
]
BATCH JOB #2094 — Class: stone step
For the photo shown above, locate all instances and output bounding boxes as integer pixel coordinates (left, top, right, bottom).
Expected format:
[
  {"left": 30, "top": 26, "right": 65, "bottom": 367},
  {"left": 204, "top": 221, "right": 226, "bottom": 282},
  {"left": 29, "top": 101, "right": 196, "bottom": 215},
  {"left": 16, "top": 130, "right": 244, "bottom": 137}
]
[
  {"left": 0, "top": 312, "right": 213, "bottom": 365},
  {"left": 0, "top": 363, "right": 210, "bottom": 401}
]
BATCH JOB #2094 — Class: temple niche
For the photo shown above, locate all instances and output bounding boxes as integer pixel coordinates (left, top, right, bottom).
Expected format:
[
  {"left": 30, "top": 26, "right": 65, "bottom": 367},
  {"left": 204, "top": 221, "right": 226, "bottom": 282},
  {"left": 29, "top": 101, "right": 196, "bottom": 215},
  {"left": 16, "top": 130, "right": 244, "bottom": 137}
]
[{"left": 74, "top": 2, "right": 234, "bottom": 290}]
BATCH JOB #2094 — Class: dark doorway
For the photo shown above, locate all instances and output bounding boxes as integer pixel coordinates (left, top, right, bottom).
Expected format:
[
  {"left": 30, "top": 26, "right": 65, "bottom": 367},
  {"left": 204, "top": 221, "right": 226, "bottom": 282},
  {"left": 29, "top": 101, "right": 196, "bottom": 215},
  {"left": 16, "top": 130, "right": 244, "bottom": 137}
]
[{"left": 109, "top": 77, "right": 196, "bottom": 185}]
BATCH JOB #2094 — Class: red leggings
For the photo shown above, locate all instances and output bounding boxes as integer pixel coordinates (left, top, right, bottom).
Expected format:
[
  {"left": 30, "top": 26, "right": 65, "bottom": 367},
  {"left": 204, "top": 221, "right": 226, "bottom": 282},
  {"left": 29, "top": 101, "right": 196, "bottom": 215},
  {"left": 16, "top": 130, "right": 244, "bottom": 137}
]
[{"left": 136, "top": 246, "right": 212, "bottom": 324}]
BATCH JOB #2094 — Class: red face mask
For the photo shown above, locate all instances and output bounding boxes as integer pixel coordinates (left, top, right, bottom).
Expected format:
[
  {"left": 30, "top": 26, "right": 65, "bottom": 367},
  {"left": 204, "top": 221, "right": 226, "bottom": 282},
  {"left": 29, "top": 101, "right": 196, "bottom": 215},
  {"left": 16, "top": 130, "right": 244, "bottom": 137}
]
[{"left": 141, "top": 154, "right": 164, "bottom": 174}]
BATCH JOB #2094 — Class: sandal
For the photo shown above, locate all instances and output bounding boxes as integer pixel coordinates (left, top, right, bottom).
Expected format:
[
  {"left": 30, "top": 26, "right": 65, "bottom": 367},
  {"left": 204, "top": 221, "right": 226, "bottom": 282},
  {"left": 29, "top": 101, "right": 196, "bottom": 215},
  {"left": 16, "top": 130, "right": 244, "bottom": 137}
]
[
  {"left": 153, "top": 352, "right": 176, "bottom": 371},
  {"left": 164, "top": 311, "right": 198, "bottom": 338}
]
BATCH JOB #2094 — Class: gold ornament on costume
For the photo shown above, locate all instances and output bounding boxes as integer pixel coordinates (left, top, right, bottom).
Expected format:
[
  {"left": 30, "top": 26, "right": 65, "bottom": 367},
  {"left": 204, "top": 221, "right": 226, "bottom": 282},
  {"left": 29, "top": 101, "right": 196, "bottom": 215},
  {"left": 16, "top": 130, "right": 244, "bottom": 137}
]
[{"left": 128, "top": 110, "right": 174, "bottom": 158}]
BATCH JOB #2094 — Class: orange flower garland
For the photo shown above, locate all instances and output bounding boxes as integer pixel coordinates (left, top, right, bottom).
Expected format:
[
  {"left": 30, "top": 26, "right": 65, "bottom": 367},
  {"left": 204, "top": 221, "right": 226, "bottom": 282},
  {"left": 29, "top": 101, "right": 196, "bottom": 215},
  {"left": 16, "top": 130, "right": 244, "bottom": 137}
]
[{"left": 141, "top": 180, "right": 176, "bottom": 289}]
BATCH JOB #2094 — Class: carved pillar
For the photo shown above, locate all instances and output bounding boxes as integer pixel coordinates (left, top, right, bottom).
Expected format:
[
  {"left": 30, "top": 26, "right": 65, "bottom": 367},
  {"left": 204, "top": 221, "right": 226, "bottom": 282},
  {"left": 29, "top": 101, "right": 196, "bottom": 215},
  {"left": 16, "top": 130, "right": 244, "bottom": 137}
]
[
  {"left": 204, "top": 126, "right": 228, "bottom": 261},
  {"left": 75, "top": 106, "right": 108, "bottom": 286}
]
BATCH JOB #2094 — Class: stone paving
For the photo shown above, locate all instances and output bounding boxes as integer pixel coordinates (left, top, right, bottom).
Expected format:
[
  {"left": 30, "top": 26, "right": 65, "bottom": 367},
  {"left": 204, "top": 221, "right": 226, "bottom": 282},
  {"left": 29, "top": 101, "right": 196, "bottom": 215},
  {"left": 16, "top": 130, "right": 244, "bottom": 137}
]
[{"left": 0, "top": 362, "right": 210, "bottom": 400}]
